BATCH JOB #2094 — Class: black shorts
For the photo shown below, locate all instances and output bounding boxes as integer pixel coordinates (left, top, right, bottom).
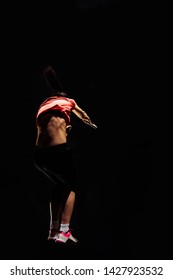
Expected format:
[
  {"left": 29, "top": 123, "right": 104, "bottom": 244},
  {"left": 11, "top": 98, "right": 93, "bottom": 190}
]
[{"left": 33, "top": 143, "right": 77, "bottom": 193}]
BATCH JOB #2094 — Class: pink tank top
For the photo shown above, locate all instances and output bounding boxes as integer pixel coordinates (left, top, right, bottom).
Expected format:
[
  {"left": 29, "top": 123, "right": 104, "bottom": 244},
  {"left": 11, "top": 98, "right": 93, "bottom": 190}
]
[{"left": 36, "top": 96, "right": 76, "bottom": 125}]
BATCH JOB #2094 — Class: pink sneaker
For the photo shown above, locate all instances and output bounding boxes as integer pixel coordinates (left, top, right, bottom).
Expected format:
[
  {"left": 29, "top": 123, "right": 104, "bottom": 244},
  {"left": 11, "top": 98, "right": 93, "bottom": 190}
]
[{"left": 55, "top": 230, "right": 78, "bottom": 243}]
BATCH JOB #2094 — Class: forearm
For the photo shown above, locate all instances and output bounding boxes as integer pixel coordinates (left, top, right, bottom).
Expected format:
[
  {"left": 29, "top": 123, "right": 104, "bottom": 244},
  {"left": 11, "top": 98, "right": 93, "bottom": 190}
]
[
  {"left": 72, "top": 105, "right": 97, "bottom": 128},
  {"left": 72, "top": 106, "right": 90, "bottom": 120},
  {"left": 80, "top": 110, "right": 90, "bottom": 120}
]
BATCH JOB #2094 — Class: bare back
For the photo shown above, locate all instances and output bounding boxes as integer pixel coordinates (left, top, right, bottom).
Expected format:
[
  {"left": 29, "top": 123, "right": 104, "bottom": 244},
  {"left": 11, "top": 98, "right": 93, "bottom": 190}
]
[{"left": 36, "top": 113, "right": 67, "bottom": 147}]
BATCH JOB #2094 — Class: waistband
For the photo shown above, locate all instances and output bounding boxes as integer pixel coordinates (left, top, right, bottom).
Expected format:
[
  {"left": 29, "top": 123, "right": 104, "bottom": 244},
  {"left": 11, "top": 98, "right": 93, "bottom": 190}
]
[{"left": 34, "top": 143, "right": 68, "bottom": 152}]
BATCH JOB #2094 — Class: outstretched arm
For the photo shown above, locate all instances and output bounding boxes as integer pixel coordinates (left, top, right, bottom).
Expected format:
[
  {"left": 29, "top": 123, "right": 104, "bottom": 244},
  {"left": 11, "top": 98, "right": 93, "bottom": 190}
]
[
  {"left": 72, "top": 103, "right": 91, "bottom": 122},
  {"left": 72, "top": 102, "right": 97, "bottom": 129}
]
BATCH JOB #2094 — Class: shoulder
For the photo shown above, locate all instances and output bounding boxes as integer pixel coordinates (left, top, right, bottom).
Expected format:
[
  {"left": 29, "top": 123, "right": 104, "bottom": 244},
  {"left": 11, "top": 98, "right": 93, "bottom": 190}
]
[{"left": 65, "top": 98, "right": 76, "bottom": 107}]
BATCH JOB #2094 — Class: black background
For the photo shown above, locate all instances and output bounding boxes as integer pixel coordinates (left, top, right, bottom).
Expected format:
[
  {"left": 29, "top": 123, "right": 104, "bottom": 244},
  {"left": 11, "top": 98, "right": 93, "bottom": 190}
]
[{"left": 0, "top": 1, "right": 170, "bottom": 260}]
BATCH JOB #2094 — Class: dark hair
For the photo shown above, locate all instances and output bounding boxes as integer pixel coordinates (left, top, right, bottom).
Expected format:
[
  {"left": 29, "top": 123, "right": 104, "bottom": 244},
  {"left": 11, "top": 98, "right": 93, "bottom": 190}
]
[{"left": 43, "top": 65, "right": 69, "bottom": 97}]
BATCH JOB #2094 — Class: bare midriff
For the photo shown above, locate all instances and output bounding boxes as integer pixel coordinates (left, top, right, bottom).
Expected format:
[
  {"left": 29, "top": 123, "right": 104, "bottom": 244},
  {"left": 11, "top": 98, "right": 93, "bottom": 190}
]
[{"left": 36, "top": 114, "right": 67, "bottom": 147}]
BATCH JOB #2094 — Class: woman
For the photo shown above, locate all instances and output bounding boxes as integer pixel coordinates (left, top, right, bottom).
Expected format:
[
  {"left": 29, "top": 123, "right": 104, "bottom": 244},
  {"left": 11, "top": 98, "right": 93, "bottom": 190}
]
[{"left": 33, "top": 65, "right": 97, "bottom": 243}]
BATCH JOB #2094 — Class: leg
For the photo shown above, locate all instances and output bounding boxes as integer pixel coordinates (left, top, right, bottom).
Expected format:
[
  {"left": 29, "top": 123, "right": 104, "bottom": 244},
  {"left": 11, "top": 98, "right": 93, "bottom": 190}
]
[
  {"left": 49, "top": 191, "right": 76, "bottom": 231},
  {"left": 49, "top": 201, "right": 61, "bottom": 230},
  {"left": 48, "top": 187, "right": 70, "bottom": 240},
  {"left": 55, "top": 191, "right": 78, "bottom": 243},
  {"left": 48, "top": 201, "right": 61, "bottom": 240},
  {"left": 61, "top": 191, "right": 76, "bottom": 224}
]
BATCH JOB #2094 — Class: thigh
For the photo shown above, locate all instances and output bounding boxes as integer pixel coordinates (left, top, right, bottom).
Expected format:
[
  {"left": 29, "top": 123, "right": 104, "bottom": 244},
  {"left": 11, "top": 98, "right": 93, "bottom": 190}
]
[{"left": 33, "top": 144, "right": 77, "bottom": 191}]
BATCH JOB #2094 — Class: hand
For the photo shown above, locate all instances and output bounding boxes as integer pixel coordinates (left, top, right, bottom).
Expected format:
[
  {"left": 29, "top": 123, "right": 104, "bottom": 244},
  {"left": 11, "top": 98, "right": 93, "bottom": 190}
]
[
  {"left": 66, "top": 125, "right": 72, "bottom": 135},
  {"left": 82, "top": 118, "right": 97, "bottom": 129},
  {"left": 82, "top": 118, "right": 91, "bottom": 124}
]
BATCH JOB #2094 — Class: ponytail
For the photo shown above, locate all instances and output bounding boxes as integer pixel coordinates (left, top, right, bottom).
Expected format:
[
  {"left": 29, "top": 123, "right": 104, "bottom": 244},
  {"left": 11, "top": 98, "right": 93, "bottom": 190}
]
[{"left": 43, "top": 65, "right": 68, "bottom": 97}]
